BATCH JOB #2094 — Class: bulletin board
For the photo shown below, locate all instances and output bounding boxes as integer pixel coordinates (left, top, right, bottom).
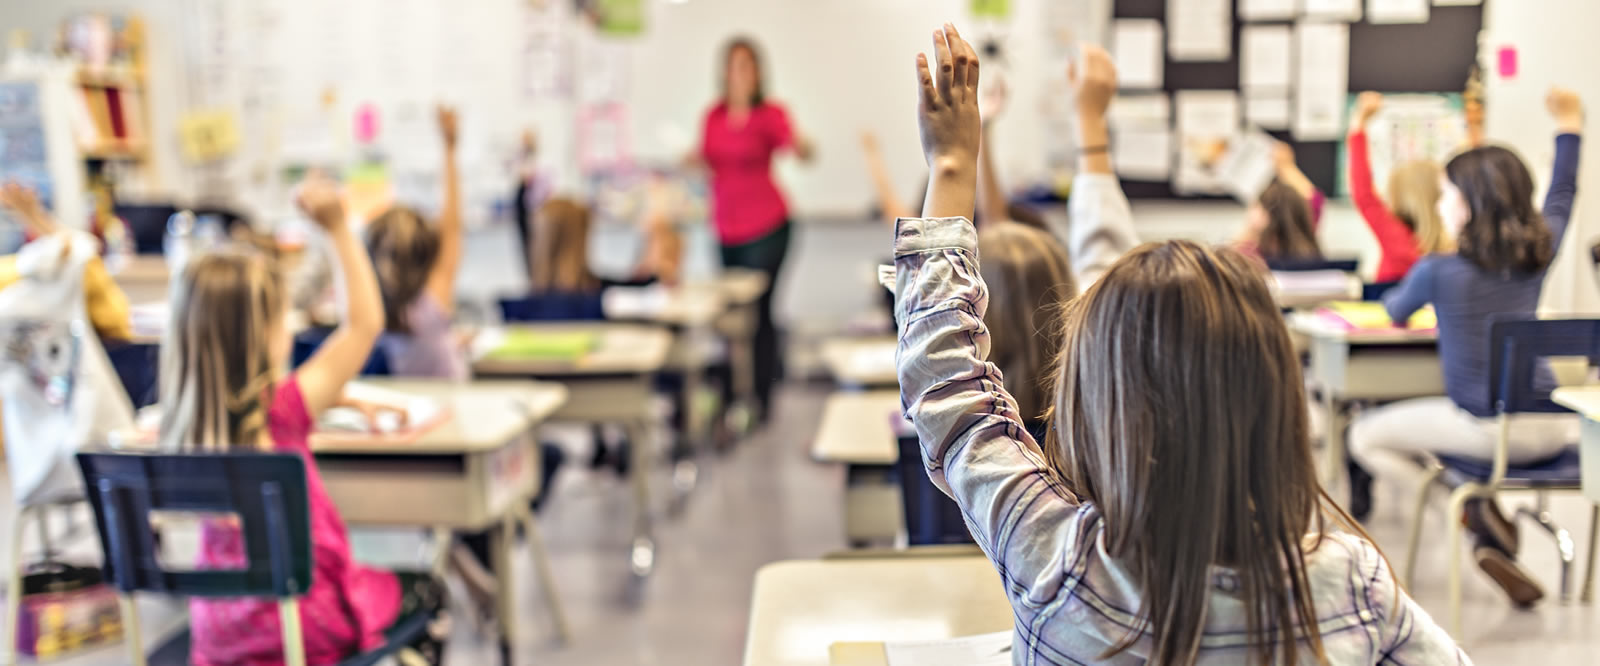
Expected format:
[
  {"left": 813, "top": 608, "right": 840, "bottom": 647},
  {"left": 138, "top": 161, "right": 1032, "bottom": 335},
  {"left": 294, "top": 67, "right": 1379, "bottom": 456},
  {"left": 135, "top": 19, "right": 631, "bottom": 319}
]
[{"left": 1111, "top": 0, "right": 1484, "bottom": 199}]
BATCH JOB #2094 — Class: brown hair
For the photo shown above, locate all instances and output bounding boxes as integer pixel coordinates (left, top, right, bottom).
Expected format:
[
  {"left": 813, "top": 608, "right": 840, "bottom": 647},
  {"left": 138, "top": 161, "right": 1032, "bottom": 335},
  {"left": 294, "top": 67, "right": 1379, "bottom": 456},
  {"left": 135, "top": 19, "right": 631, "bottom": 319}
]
[
  {"left": 722, "top": 37, "right": 766, "bottom": 106},
  {"left": 1447, "top": 146, "right": 1553, "bottom": 274},
  {"left": 365, "top": 206, "right": 440, "bottom": 334},
  {"left": 1387, "top": 160, "right": 1451, "bottom": 254},
  {"left": 1052, "top": 240, "right": 1366, "bottom": 665},
  {"left": 530, "top": 197, "right": 599, "bottom": 293},
  {"left": 158, "top": 249, "right": 285, "bottom": 453},
  {"left": 978, "top": 223, "right": 1075, "bottom": 423},
  {"left": 1255, "top": 181, "right": 1323, "bottom": 261}
]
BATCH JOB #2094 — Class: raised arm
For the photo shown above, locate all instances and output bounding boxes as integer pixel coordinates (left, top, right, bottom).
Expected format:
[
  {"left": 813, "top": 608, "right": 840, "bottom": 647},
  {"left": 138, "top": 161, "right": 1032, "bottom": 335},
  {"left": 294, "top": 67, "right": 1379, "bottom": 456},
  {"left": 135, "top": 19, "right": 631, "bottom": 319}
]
[
  {"left": 1062, "top": 45, "right": 1138, "bottom": 292},
  {"left": 292, "top": 177, "right": 386, "bottom": 415},
  {"left": 1347, "top": 93, "right": 1421, "bottom": 255},
  {"left": 975, "top": 79, "right": 1010, "bottom": 227},
  {"left": 1, "top": 183, "right": 132, "bottom": 340},
  {"left": 860, "top": 131, "right": 915, "bottom": 222},
  {"left": 900, "top": 24, "right": 1080, "bottom": 607},
  {"left": 424, "top": 105, "right": 463, "bottom": 315},
  {"left": 1273, "top": 141, "right": 1324, "bottom": 225},
  {"left": 1382, "top": 257, "right": 1437, "bottom": 327},
  {"left": 1543, "top": 88, "right": 1584, "bottom": 253}
]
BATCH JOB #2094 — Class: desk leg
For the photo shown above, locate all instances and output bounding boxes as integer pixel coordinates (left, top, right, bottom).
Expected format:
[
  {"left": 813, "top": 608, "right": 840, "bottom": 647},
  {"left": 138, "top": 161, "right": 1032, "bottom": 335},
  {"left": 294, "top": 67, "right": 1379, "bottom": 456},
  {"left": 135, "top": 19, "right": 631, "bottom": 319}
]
[
  {"left": 670, "top": 348, "right": 706, "bottom": 515},
  {"left": 628, "top": 418, "right": 656, "bottom": 578},
  {"left": 726, "top": 307, "right": 758, "bottom": 438},
  {"left": 491, "top": 512, "right": 519, "bottom": 662},
  {"left": 1322, "top": 388, "right": 1345, "bottom": 497},
  {"left": 520, "top": 506, "right": 571, "bottom": 643}
]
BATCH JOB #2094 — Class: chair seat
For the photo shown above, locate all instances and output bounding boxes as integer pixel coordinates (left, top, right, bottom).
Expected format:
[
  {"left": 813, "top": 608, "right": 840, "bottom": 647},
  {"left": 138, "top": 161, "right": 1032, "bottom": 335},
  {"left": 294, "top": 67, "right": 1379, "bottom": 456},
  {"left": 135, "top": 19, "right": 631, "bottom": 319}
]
[
  {"left": 1437, "top": 445, "right": 1583, "bottom": 488},
  {"left": 148, "top": 608, "right": 433, "bottom": 666}
]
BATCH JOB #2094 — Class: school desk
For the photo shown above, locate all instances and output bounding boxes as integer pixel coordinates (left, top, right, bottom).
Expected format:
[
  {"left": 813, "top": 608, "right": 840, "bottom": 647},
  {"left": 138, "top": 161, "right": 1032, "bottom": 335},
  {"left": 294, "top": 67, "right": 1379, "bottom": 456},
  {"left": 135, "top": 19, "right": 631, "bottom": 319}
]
[
  {"left": 712, "top": 268, "right": 769, "bottom": 429},
  {"left": 1552, "top": 386, "right": 1600, "bottom": 504},
  {"left": 820, "top": 336, "right": 898, "bottom": 388},
  {"left": 811, "top": 390, "right": 905, "bottom": 545},
  {"left": 1289, "top": 313, "right": 1443, "bottom": 491},
  {"left": 310, "top": 378, "right": 572, "bottom": 647},
  {"left": 471, "top": 322, "right": 673, "bottom": 577},
  {"left": 742, "top": 555, "right": 1011, "bottom": 666},
  {"left": 110, "top": 255, "right": 169, "bottom": 305}
]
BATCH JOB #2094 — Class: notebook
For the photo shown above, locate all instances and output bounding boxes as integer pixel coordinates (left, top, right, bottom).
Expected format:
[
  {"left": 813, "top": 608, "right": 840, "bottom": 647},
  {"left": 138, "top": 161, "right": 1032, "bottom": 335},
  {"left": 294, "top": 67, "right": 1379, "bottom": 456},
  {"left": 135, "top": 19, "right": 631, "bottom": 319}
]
[
  {"left": 830, "top": 631, "right": 1012, "bottom": 666},
  {"left": 479, "top": 328, "right": 600, "bottom": 361},
  {"left": 312, "top": 382, "right": 452, "bottom": 448},
  {"left": 1316, "top": 301, "right": 1437, "bottom": 332}
]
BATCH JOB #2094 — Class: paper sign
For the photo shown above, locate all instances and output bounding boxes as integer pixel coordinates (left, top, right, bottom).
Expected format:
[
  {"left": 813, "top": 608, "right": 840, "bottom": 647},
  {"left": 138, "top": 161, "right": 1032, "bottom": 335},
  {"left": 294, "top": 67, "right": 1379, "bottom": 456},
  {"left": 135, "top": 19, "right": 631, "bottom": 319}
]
[
  {"left": 971, "top": 0, "right": 1011, "bottom": 19},
  {"left": 1167, "top": 0, "right": 1231, "bottom": 62},
  {"left": 1113, "top": 129, "right": 1174, "bottom": 181},
  {"left": 1241, "top": 25, "right": 1293, "bottom": 90},
  {"left": 1246, "top": 95, "right": 1293, "bottom": 129},
  {"left": 1497, "top": 46, "right": 1518, "bottom": 79},
  {"left": 177, "top": 109, "right": 241, "bottom": 163},
  {"left": 1175, "top": 90, "right": 1240, "bottom": 194},
  {"left": 591, "top": 0, "right": 645, "bottom": 37},
  {"left": 353, "top": 103, "right": 380, "bottom": 144},
  {"left": 1368, "top": 0, "right": 1429, "bottom": 23},
  {"left": 1304, "top": 0, "right": 1362, "bottom": 20},
  {"left": 1211, "top": 129, "right": 1281, "bottom": 204},
  {"left": 1293, "top": 21, "right": 1350, "bottom": 140},
  {"left": 1241, "top": 0, "right": 1300, "bottom": 20},
  {"left": 1112, "top": 20, "right": 1165, "bottom": 90}
]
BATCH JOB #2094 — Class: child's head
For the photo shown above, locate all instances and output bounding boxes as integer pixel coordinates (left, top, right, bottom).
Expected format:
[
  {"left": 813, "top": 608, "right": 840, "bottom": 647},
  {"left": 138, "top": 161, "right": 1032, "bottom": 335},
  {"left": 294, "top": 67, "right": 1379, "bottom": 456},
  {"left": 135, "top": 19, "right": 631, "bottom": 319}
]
[
  {"left": 1441, "top": 145, "right": 1553, "bottom": 274},
  {"left": 1051, "top": 240, "right": 1333, "bottom": 664},
  {"left": 159, "top": 249, "right": 287, "bottom": 452},
  {"left": 1245, "top": 180, "right": 1322, "bottom": 261},
  {"left": 530, "top": 197, "right": 598, "bottom": 293},
  {"left": 365, "top": 206, "right": 440, "bottom": 333},
  {"left": 1387, "top": 160, "right": 1450, "bottom": 254},
  {"left": 977, "top": 222, "right": 1075, "bottom": 422}
]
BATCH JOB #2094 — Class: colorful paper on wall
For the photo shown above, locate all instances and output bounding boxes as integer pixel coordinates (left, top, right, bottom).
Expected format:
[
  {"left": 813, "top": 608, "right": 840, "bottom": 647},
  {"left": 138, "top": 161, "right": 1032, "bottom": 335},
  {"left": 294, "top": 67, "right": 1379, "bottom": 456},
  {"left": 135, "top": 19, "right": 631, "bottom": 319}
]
[
  {"left": 971, "top": 0, "right": 1011, "bottom": 19},
  {"left": 177, "top": 109, "right": 241, "bottom": 163}
]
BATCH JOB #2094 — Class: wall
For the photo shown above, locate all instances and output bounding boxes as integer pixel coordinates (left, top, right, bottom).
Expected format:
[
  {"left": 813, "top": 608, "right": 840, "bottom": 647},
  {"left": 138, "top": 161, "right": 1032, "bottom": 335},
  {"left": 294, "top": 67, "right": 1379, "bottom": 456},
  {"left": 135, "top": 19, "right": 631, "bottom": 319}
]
[{"left": 1482, "top": 0, "right": 1600, "bottom": 313}]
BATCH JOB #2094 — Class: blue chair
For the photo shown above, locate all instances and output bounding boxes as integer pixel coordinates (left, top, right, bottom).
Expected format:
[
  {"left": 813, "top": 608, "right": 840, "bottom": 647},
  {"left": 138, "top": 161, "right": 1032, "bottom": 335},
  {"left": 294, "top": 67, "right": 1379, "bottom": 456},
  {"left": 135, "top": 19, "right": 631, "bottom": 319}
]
[
  {"left": 291, "top": 328, "right": 390, "bottom": 376},
  {"left": 75, "top": 452, "right": 436, "bottom": 666},
  {"left": 1362, "top": 281, "right": 1400, "bottom": 302},
  {"left": 1400, "top": 318, "right": 1600, "bottom": 634},
  {"left": 1265, "top": 257, "right": 1360, "bottom": 273},
  {"left": 894, "top": 436, "right": 974, "bottom": 546},
  {"left": 498, "top": 292, "right": 606, "bottom": 323}
]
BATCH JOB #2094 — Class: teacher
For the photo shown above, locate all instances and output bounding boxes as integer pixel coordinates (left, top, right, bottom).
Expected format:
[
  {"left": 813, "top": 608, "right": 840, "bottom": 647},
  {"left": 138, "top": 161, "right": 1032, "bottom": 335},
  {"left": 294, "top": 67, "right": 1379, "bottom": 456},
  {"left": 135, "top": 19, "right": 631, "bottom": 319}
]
[{"left": 696, "top": 36, "right": 813, "bottom": 424}]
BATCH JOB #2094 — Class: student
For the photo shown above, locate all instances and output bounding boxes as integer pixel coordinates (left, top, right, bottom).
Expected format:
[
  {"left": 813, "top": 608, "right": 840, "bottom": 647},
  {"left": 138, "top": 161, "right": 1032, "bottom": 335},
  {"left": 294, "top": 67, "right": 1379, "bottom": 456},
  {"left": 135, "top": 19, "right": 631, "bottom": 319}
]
[
  {"left": 366, "top": 105, "right": 466, "bottom": 379},
  {"left": 1349, "top": 88, "right": 1584, "bottom": 607},
  {"left": 1349, "top": 92, "right": 1452, "bottom": 282},
  {"left": 896, "top": 25, "right": 1465, "bottom": 663},
  {"left": 976, "top": 221, "right": 1073, "bottom": 443},
  {"left": 1234, "top": 179, "right": 1324, "bottom": 264},
  {"left": 0, "top": 183, "right": 131, "bottom": 341},
  {"left": 163, "top": 176, "right": 445, "bottom": 664},
  {"left": 508, "top": 197, "right": 607, "bottom": 320},
  {"left": 1056, "top": 46, "right": 1140, "bottom": 293}
]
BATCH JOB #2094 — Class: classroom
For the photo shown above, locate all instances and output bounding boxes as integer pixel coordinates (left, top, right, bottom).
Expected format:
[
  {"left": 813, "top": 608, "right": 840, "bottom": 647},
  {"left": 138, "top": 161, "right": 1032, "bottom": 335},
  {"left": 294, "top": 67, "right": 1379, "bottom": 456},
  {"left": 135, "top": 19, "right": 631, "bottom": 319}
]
[{"left": 0, "top": 0, "right": 1597, "bottom": 664}]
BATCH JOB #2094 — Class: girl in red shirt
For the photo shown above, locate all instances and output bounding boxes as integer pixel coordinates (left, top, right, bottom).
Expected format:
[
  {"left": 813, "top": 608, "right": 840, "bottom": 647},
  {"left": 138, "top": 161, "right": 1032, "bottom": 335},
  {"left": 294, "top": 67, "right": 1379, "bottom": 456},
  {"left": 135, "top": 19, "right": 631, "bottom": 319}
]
[{"left": 1348, "top": 92, "right": 1453, "bottom": 282}]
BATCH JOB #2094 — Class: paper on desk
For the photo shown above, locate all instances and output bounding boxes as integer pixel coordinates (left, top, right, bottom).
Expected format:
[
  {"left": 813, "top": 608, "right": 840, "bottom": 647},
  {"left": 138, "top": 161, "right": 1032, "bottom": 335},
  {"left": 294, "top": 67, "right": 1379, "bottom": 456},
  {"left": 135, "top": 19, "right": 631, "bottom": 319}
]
[
  {"left": 1167, "top": 0, "right": 1231, "bottom": 61},
  {"left": 884, "top": 631, "right": 1012, "bottom": 666},
  {"left": 321, "top": 382, "right": 446, "bottom": 435},
  {"left": 1293, "top": 21, "right": 1350, "bottom": 140},
  {"left": 602, "top": 285, "right": 672, "bottom": 318},
  {"left": 1112, "top": 20, "right": 1164, "bottom": 90}
]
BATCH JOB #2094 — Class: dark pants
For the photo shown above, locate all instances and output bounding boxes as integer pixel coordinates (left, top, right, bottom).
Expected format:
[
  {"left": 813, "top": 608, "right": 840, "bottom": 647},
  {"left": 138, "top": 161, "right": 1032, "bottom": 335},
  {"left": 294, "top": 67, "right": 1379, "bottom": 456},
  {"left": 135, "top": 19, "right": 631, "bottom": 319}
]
[
  {"left": 513, "top": 181, "right": 533, "bottom": 276},
  {"left": 391, "top": 572, "right": 448, "bottom": 664},
  {"left": 461, "top": 443, "right": 566, "bottom": 570},
  {"left": 719, "top": 222, "right": 791, "bottom": 419}
]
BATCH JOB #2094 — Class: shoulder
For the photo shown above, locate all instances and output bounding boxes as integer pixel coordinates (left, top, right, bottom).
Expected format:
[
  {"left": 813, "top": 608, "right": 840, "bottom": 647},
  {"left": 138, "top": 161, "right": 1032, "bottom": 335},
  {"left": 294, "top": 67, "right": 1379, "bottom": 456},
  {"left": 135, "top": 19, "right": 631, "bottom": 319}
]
[
  {"left": 268, "top": 377, "right": 314, "bottom": 449},
  {"left": 758, "top": 101, "right": 791, "bottom": 120}
]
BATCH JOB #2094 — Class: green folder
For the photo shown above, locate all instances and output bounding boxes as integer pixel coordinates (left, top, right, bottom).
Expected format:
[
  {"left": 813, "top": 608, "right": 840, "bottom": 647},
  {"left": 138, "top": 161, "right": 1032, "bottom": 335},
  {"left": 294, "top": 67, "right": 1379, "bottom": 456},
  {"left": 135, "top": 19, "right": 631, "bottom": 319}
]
[{"left": 485, "top": 330, "right": 599, "bottom": 360}]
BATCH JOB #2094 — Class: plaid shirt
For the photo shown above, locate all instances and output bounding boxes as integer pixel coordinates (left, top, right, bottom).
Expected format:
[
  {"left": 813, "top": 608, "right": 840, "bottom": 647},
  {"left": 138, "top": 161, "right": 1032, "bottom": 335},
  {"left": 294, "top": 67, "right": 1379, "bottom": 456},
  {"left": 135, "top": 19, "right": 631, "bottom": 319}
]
[{"left": 893, "top": 215, "right": 1470, "bottom": 665}]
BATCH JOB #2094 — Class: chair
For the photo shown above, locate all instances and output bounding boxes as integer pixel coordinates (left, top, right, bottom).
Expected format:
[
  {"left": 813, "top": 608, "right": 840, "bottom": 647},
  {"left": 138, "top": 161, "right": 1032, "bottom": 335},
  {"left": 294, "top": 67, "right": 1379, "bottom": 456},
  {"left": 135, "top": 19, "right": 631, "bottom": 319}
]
[
  {"left": 498, "top": 292, "right": 606, "bottom": 322},
  {"left": 291, "top": 328, "right": 390, "bottom": 376},
  {"left": 1265, "top": 257, "right": 1360, "bottom": 273},
  {"left": 894, "top": 436, "right": 975, "bottom": 547},
  {"left": 1400, "top": 318, "right": 1600, "bottom": 635},
  {"left": 1362, "top": 281, "right": 1400, "bottom": 302},
  {"left": 75, "top": 452, "right": 435, "bottom": 666},
  {"left": 104, "top": 341, "right": 160, "bottom": 409}
]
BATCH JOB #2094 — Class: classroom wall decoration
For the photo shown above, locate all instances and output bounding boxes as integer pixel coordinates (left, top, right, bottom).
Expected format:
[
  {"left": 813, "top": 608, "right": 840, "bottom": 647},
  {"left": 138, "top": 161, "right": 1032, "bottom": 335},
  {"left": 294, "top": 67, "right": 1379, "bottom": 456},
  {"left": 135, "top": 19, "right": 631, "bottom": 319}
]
[{"left": 1109, "top": 0, "right": 1484, "bottom": 199}]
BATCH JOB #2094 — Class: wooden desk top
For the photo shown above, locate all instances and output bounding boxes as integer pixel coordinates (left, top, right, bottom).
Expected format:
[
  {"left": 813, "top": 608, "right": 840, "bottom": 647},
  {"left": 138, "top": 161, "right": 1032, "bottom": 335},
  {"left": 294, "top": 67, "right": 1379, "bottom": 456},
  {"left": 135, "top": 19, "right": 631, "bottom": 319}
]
[
  {"left": 111, "top": 255, "right": 170, "bottom": 283},
  {"left": 1553, "top": 386, "right": 1600, "bottom": 420},
  {"left": 471, "top": 323, "right": 672, "bottom": 377},
  {"left": 819, "top": 336, "right": 898, "bottom": 387},
  {"left": 312, "top": 379, "right": 567, "bottom": 455},
  {"left": 811, "top": 390, "right": 903, "bottom": 465},
  {"left": 742, "top": 557, "right": 1012, "bottom": 666},
  {"left": 1286, "top": 312, "right": 1439, "bottom": 345},
  {"left": 603, "top": 285, "right": 725, "bottom": 327}
]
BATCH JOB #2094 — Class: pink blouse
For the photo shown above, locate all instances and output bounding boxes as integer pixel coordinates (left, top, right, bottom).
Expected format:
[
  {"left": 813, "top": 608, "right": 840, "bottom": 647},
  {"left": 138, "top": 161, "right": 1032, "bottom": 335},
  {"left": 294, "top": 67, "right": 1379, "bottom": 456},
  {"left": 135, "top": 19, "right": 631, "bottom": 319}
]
[
  {"left": 190, "top": 378, "right": 400, "bottom": 665},
  {"left": 700, "top": 101, "right": 796, "bottom": 246}
]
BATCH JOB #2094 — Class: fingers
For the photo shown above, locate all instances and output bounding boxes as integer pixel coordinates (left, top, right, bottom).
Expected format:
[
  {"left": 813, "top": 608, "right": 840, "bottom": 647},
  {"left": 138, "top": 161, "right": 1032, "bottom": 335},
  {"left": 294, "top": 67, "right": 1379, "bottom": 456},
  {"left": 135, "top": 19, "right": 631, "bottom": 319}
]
[
  {"left": 932, "top": 28, "right": 954, "bottom": 103},
  {"left": 916, "top": 53, "right": 938, "bottom": 110},
  {"left": 945, "top": 23, "right": 979, "bottom": 98}
]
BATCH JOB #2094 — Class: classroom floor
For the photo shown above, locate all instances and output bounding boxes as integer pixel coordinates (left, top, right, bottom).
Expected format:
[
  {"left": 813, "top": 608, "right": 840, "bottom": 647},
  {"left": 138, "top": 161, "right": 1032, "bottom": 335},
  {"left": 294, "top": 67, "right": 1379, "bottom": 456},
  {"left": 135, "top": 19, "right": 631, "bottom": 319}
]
[{"left": 4, "top": 384, "right": 1600, "bottom": 665}]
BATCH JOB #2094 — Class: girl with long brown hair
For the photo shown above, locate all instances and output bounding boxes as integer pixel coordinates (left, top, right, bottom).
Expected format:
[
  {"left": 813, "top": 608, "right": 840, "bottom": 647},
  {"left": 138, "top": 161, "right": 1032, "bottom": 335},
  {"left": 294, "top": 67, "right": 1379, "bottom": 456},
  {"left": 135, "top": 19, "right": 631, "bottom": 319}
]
[
  {"left": 898, "top": 25, "right": 1464, "bottom": 663},
  {"left": 1236, "top": 179, "right": 1325, "bottom": 263}
]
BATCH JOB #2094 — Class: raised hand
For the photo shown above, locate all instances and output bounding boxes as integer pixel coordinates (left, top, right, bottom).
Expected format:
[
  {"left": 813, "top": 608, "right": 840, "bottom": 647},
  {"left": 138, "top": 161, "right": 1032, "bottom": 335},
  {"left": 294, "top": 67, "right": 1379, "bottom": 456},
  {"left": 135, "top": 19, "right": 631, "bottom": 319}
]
[
  {"left": 437, "top": 105, "right": 459, "bottom": 149},
  {"left": 1547, "top": 87, "right": 1584, "bottom": 134},
  {"left": 294, "top": 173, "right": 347, "bottom": 231},
  {"left": 917, "top": 23, "right": 982, "bottom": 170},
  {"left": 0, "top": 182, "right": 55, "bottom": 237},
  {"left": 980, "top": 76, "right": 1008, "bottom": 126},
  {"left": 1068, "top": 44, "right": 1116, "bottom": 121},
  {"left": 1354, "top": 92, "right": 1383, "bottom": 129}
]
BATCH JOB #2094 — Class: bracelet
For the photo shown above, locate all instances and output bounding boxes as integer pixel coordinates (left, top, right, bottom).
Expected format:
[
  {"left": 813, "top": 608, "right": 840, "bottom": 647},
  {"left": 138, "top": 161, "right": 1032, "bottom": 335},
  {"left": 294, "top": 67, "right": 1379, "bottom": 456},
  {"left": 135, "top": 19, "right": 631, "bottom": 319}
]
[{"left": 1079, "top": 145, "right": 1110, "bottom": 155}]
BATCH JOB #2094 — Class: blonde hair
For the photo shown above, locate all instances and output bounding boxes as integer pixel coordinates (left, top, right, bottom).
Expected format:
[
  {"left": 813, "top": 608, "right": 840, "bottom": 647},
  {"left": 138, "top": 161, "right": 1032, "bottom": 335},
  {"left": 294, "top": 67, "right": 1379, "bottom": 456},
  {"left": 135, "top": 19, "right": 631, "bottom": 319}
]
[
  {"left": 365, "top": 206, "right": 440, "bottom": 333},
  {"left": 1387, "top": 160, "right": 1451, "bottom": 254},
  {"left": 978, "top": 222, "right": 1076, "bottom": 423},
  {"left": 158, "top": 248, "right": 285, "bottom": 452},
  {"left": 530, "top": 198, "right": 599, "bottom": 293}
]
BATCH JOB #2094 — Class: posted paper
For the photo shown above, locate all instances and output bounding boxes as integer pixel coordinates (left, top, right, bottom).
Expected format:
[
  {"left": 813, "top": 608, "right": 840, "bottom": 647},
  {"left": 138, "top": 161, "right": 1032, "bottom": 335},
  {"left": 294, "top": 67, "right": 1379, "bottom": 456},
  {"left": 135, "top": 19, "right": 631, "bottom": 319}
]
[
  {"left": 1293, "top": 21, "right": 1350, "bottom": 140},
  {"left": 1112, "top": 19, "right": 1165, "bottom": 90},
  {"left": 1167, "top": 0, "right": 1231, "bottom": 61},
  {"left": 1240, "top": 0, "right": 1300, "bottom": 21},
  {"left": 1246, "top": 95, "right": 1293, "bottom": 129},
  {"left": 1304, "top": 0, "right": 1362, "bottom": 20},
  {"left": 1175, "top": 90, "right": 1240, "bottom": 194},
  {"left": 1368, "top": 0, "right": 1429, "bottom": 23},
  {"left": 1241, "top": 25, "right": 1293, "bottom": 90}
]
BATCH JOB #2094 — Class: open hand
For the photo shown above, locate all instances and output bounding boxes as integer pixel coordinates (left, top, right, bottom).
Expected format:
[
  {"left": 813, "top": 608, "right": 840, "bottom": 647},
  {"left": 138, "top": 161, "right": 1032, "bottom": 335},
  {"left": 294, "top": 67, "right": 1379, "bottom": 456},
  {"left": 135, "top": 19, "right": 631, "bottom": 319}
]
[
  {"left": 437, "top": 105, "right": 459, "bottom": 148},
  {"left": 0, "top": 183, "right": 54, "bottom": 237},
  {"left": 916, "top": 23, "right": 982, "bottom": 171},
  {"left": 1354, "top": 92, "right": 1383, "bottom": 128},
  {"left": 294, "top": 173, "right": 347, "bottom": 231},
  {"left": 1547, "top": 87, "right": 1584, "bottom": 133},
  {"left": 1068, "top": 44, "right": 1116, "bottom": 121}
]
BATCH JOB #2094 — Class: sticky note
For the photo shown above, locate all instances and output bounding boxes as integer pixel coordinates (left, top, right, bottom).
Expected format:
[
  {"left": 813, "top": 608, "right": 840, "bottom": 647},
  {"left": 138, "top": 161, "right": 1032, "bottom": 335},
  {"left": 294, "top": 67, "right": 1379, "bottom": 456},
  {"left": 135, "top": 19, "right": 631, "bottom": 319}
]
[{"left": 1497, "top": 46, "right": 1517, "bottom": 79}]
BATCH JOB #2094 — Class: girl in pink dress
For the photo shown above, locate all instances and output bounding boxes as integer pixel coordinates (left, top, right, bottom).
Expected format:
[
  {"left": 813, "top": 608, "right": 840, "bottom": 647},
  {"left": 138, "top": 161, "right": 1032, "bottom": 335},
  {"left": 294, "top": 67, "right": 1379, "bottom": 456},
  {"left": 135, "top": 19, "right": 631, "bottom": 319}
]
[{"left": 158, "top": 176, "right": 442, "bottom": 664}]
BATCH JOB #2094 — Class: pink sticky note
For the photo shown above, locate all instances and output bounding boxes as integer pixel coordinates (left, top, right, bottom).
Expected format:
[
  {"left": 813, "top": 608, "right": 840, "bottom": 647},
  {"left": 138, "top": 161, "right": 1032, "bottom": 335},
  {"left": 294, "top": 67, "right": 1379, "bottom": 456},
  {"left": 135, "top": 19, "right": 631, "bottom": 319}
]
[
  {"left": 1497, "top": 46, "right": 1518, "bottom": 79},
  {"left": 353, "top": 103, "right": 380, "bottom": 144}
]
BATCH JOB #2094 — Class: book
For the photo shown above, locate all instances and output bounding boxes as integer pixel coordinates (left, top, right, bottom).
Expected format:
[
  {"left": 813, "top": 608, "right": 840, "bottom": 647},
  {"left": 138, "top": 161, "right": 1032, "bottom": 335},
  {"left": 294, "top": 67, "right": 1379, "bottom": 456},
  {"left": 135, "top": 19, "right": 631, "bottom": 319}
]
[
  {"left": 1317, "top": 301, "right": 1437, "bottom": 331},
  {"left": 480, "top": 328, "right": 599, "bottom": 361}
]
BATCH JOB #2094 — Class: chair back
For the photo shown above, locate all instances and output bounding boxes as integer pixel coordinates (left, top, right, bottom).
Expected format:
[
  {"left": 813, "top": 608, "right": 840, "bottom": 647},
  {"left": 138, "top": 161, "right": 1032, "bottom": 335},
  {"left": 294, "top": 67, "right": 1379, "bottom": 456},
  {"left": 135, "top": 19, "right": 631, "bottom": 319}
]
[
  {"left": 894, "top": 436, "right": 974, "bottom": 546},
  {"left": 1489, "top": 318, "right": 1600, "bottom": 415},
  {"left": 499, "top": 292, "right": 606, "bottom": 322},
  {"left": 1265, "top": 257, "right": 1360, "bottom": 273},
  {"left": 104, "top": 341, "right": 159, "bottom": 409},
  {"left": 75, "top": 452, "right": 313, "bottom": 599},
  {"left": 292, "top": 328, "right": 390, "bottom": 376},
  {"left": 1362, "top": 281, "right": 1400, "bottom": 302}
]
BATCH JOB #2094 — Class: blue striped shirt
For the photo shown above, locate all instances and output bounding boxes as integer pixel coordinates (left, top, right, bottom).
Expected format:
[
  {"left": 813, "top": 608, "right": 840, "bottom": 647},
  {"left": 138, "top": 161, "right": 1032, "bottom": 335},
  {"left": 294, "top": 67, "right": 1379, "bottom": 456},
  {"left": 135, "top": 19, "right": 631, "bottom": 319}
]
[{"left": 893, "top": 215, "right": 1469, "bottom": 664}]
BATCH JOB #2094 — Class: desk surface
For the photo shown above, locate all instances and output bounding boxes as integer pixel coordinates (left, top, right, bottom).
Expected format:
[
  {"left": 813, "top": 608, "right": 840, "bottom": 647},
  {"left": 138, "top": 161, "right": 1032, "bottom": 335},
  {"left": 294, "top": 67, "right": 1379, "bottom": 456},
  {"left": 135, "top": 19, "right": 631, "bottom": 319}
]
[
  {"left": 743, "top": 557, "right": 1012, "bottom": 666},
  {"left": 111, "top": 255, "right": 169, "bottom": 283},
  {"left": 471, "top": 323, "right": 672, "bottom": 377},
  {"left": 1287, "top": 312, "right": 1439, "bottom": 345},
  {"left": 819, "top": 337, "right": 898, "bottom": 387},
  {"left": 716, "top": 268, "right": 769, "bottom": 306},
  {"left": 1553, "top": 386, "right": 1600, "bottom": 420},
  {"left": 312, "top": 379, "right": 567, "bottom": 455},
  {"left": 811, "top": 390, "right": 903, "bottom": 465},
  {"left": 603, "top": 284, "right": 725, "bottom": 327}
]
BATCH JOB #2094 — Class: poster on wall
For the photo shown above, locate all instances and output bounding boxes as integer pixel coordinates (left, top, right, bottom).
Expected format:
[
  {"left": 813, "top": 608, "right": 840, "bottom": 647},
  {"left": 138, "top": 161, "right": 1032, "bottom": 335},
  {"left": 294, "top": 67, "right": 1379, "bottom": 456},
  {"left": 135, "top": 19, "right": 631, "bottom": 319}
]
[
  {"left": 1337, "top": 93, "right": 1465, "bottom": 196},
  {"left": 971, "top": 0, "right": 1011, "bottom": 19},
  {"left": 577, "top": 0, "right": 645, "bottom": 37},
  {"left": 0, "top": 83, "right": 53, "bottom": 218}
]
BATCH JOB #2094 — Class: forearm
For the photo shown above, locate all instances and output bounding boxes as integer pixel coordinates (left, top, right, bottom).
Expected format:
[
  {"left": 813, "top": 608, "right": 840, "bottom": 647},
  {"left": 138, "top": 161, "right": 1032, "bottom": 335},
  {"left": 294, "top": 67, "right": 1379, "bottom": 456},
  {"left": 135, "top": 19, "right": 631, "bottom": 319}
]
[
  {"left": 977, "top": 127, "right": 1007, "bottom": 225},
  {"left": 921, "top": 158, "right": 977, "bottom": 221},
  {"left": 326, "top": 224, "right": 383, "bottom": 338},
  {"left": 1277, "top": 163, "right": 1315, "bottom": 201},
  {"left": 1076, "top": 114, "right": 1112, "bottom": 175}
]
